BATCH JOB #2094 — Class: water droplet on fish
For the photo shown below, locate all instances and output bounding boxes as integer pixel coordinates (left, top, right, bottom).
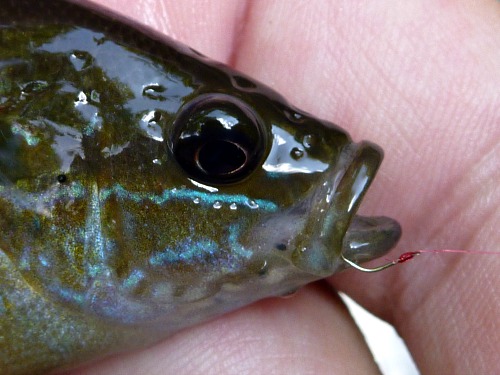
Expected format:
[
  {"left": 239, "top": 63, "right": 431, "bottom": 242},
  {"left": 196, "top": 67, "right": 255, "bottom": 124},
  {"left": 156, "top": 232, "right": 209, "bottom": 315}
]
[
  {"left": 193, "top": 197, "right": 200, "bottom": 204},
  {"left": 246, "top": 199, "right": 259, "bottom": 209},
  {"left": 140, "top": 110, "right": 164, "bottom": 142},
  {"left": 213, "top": 201, "right": 222, "bottom": 209},
  {"left": 74, "top": 91, "right": 88, "bottom": 106},
  {"left": 229, "top": 203, "right": 237, "bottom": 210},
  {"left": 290, "top": 147, "right": 304, "bottom": 160},
  {"left": 325, "top": 187, "right": 333, "bottom": 203},
  {"left": 302, "top": 134, "right": 314, "bottom": 149},
  {"left": 142, "top": 83, "right": 167, "bottom": 100},
  {"left": 258, "top": 260, "right": 268, "bottom": 276},
  {"left": 283, "top": 109, "right": 303, "bottom": 122},
  {"left": 90, "top": 90, "right": 100, "bottom": 103}
]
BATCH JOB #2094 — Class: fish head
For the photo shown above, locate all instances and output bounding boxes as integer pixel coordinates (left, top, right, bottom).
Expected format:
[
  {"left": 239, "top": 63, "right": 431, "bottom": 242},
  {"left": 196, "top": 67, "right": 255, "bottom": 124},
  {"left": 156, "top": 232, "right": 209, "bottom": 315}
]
[{"left": 166, "top": 87, "right": 402, "bottom": 277}]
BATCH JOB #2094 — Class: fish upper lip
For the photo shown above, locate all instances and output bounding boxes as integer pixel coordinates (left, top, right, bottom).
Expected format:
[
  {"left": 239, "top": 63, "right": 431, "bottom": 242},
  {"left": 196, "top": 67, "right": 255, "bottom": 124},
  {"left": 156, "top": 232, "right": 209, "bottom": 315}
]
[{"left": 292, "top": 141, "right": 401, "bottom": 274}]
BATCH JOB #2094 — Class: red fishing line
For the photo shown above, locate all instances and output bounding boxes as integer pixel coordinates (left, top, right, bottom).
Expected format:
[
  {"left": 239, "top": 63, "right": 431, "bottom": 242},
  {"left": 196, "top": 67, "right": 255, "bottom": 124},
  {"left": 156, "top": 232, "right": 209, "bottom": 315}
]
[
  {"left": 396, "top": 249, "right": 498, "bottom": 264},
  {"left": 342, "top": 249, "right": 497, "bottom": 272}
]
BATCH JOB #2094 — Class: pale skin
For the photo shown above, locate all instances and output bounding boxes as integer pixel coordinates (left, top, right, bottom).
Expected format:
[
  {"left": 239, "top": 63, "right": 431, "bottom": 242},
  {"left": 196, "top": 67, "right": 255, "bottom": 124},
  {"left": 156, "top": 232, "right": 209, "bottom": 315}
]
[{"left": 64, "top": 1, "right": 499, "bottom": 374}]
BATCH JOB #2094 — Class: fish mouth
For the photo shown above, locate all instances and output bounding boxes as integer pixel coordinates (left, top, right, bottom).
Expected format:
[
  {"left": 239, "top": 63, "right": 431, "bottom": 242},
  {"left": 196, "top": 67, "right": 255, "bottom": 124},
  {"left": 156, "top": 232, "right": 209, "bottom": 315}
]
[{"left": 292, "top": 141, "right": 401, "bottom": 275}]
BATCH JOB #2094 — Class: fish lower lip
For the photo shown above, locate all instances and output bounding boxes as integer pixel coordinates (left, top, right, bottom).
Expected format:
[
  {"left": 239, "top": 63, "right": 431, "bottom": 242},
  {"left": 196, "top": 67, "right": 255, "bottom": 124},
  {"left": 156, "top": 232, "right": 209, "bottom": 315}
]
[{"left": 342, "top": 215, "right": 402, "bottom": 264}]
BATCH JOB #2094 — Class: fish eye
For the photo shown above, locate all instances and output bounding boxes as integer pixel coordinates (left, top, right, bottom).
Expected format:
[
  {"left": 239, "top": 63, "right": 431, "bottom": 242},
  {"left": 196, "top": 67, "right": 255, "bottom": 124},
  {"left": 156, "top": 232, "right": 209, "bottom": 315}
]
[{"left": 171, "top": 94, "right": 267, "bottom": 184}]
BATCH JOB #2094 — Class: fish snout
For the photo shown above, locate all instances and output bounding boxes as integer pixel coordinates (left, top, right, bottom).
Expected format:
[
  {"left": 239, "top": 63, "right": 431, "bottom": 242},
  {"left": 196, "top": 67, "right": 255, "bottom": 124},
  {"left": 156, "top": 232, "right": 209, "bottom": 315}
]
[{"left": 292, "top": 141, "right": 401, "bottom": 275}]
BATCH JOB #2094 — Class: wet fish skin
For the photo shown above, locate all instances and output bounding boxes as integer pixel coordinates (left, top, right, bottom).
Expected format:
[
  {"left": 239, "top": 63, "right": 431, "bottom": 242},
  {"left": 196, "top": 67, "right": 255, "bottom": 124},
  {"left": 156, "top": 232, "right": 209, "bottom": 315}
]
[{"left": 0, "top": 0, "right": 401, "bottom": 374}]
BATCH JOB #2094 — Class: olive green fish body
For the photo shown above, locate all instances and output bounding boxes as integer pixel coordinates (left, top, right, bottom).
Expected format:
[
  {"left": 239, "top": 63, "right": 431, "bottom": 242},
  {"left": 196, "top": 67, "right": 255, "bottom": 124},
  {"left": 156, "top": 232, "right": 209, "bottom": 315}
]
[{"left": 0, "top": 1, "right": 401, "bottom": 373}]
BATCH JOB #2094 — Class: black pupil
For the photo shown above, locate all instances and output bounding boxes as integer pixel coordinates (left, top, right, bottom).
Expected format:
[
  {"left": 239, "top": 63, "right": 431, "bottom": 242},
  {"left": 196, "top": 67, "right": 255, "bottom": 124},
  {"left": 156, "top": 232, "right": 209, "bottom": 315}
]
[
  {"left": 172, "top": 96, "right": 264, "bottom": 184},
  {"left": 197, "top": 139, "right": 247, "bottom": 175}
]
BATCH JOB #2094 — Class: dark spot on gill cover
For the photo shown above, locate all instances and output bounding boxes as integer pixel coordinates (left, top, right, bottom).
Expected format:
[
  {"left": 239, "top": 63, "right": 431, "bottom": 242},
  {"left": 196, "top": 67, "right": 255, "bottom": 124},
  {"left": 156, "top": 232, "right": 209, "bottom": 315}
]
[{"left": 275, "top": 243, "right": 287, "bottom": 251}]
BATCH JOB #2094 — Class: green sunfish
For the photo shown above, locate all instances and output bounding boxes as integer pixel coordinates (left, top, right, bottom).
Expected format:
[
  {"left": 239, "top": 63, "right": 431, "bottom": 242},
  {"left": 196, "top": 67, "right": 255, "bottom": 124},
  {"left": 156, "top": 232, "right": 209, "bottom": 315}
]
[{"left": 0, "top": 0, "right": 401, "bottom": 373}]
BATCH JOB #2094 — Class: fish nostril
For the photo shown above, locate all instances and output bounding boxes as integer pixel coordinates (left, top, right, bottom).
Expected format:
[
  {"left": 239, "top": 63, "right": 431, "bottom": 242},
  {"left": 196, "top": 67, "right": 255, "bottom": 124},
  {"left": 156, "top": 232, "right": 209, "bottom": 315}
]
[{"left": 57, "top": 174, "right": 68, "bottom": 183}]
